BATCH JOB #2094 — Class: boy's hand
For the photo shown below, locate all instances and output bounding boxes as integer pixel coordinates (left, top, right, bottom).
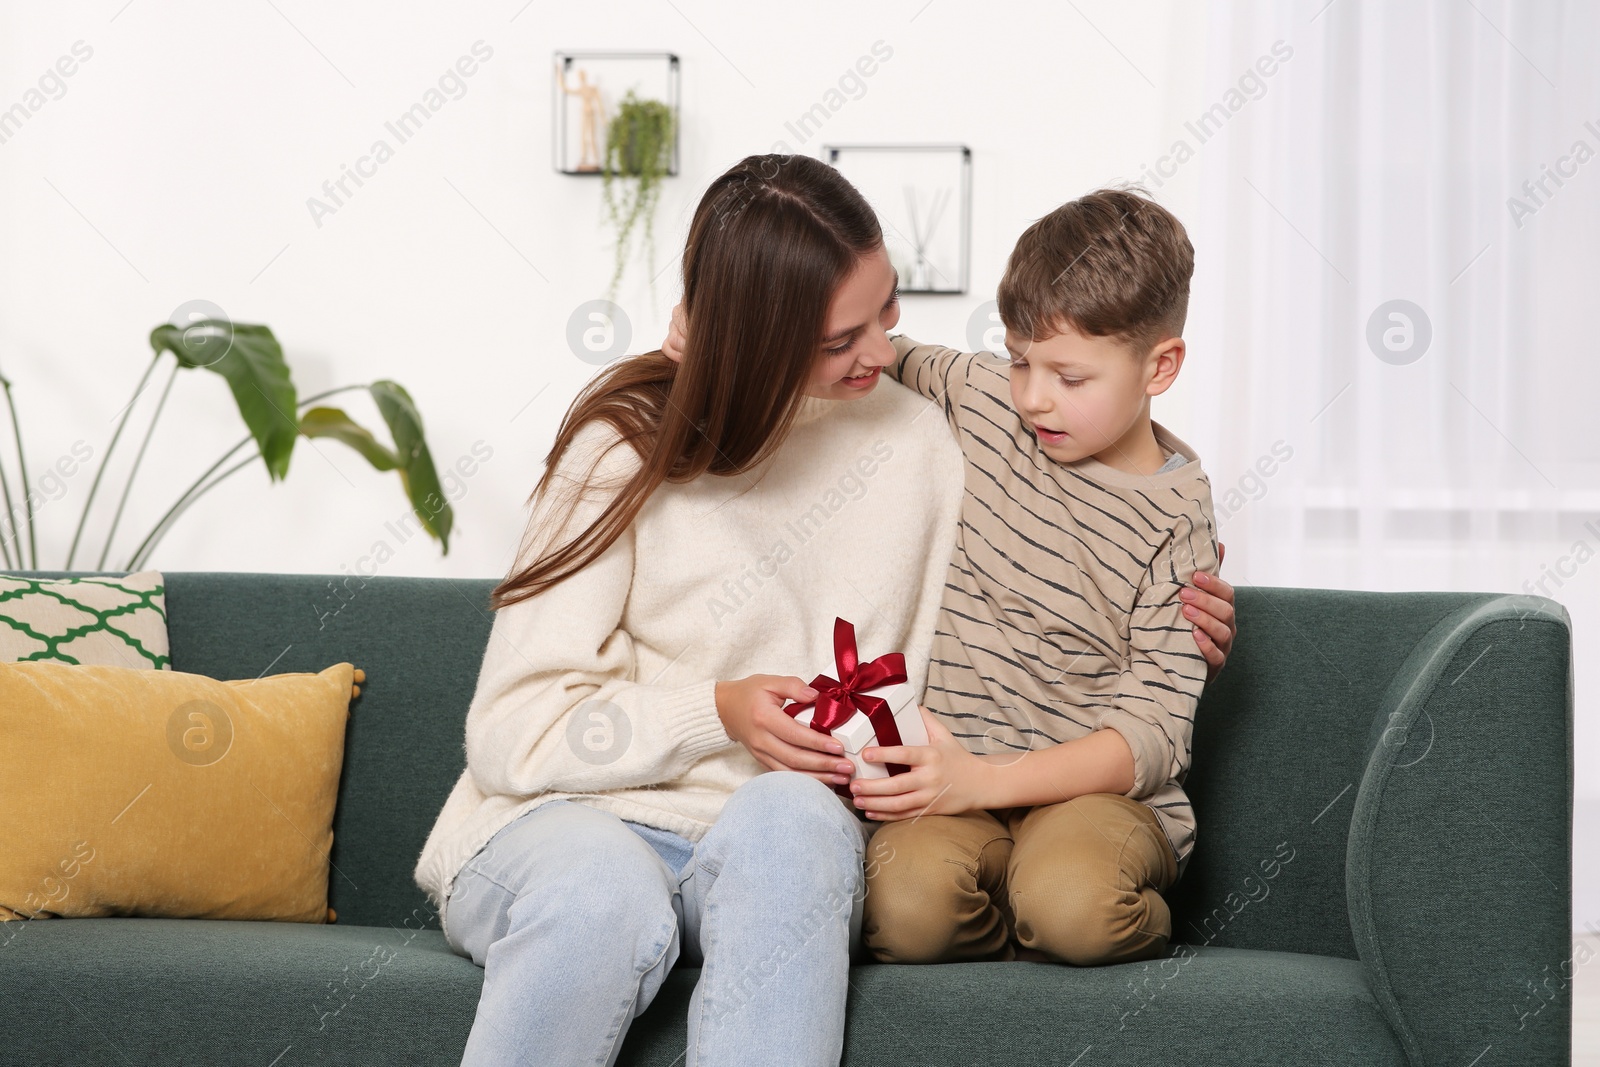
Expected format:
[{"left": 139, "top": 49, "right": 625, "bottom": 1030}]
[{"left": 849, "top": 707, "right": 993, "bottom": 820}]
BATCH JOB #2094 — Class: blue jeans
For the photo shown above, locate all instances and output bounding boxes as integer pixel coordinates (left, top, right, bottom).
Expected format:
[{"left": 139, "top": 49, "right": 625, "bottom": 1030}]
[{"left": 443, "top": 772, "right": 871, "bottom": 1067}]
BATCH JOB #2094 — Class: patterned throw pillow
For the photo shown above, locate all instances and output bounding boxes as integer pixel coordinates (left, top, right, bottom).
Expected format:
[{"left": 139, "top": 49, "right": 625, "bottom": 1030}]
[{"left": 0, "top": 571, "right": 170, "bottom": 669}]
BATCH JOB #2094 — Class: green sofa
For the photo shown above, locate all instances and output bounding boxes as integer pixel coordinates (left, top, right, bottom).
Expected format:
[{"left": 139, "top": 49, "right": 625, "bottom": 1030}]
[{"left": 5, "top": 572, "right": 1573, "bottom": 1066}]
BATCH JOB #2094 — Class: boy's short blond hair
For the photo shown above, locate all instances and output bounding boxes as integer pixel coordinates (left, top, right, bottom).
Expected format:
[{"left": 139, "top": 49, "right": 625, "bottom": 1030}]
[{"left": 996, "top": 187, "right": 1194, "bottom": 355}]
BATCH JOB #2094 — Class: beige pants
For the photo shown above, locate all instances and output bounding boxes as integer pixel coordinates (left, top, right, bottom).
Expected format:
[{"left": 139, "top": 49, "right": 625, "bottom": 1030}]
[{"left": 861, "top": 792, "right": 1178, "bottom": 965}]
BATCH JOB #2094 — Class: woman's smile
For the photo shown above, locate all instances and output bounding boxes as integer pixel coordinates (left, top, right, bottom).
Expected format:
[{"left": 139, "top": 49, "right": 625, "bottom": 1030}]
[{"left": 840, "top": 367, "right": 881, "bottom": 389}]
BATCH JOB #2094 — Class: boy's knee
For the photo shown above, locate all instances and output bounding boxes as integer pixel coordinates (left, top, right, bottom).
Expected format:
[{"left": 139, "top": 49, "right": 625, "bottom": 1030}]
[
  {"left": 1010, "top": 884, "right": 1171, "bottom": 966},
  {"left": 862, "top": 877, "right": 967, "bottom": 964},
  {"left": 861, "top": 821, "right": 1009, "bottom": 964}
]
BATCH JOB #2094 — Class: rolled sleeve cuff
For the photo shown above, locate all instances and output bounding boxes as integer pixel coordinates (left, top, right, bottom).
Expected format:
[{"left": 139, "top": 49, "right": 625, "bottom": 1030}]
[{"left": 1099, "top": 710, "right": 1169, "bottom": 799}]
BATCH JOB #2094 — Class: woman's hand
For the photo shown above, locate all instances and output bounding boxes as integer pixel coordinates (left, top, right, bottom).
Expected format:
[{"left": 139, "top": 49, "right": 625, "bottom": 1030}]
[
  {"left": 660, "top": 302, "right": 688, "bottom": 363},
  {"left": 715, "top": 675, "right": 857, "bottom": 786},
  {"left": 1185, "top": 541, "right": 1237, "bottom": 682},
  {"left": 849, "top": 708, "right": 992, "bottom": 820}
]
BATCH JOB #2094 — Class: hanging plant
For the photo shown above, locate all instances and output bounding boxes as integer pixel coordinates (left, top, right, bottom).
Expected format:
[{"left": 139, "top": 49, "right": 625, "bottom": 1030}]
[{"left": 601, "top": 89, "right": 675, "bottom": 298}]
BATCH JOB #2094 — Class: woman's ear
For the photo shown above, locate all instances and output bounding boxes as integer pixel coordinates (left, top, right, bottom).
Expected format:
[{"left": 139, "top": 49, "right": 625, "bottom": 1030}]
[{"left": 662, "top": 302, "right": 689, "bottom": 363}]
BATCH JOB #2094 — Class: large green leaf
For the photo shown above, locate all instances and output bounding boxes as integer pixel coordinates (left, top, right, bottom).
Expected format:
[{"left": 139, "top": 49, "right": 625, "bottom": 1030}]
[
  {"left": 149, "top": 320, "right": 297, "bottom": 481},
  {"left": 369, "top": 380, "right": 452, "bottom": 553},
  {"left": 299, "top": 406, "right": 398, "bottom": 471}
]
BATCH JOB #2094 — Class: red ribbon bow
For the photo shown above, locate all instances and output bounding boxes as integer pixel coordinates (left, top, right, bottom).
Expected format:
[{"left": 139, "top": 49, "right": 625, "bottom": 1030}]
[{"left": 786, "top": 617, "right": 910, "bottom": 777}]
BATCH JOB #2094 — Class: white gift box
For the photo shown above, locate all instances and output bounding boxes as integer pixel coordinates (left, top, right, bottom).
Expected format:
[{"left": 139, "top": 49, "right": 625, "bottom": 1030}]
[{"left": 789, "top": 672, "right": 929, "bottom": 780}]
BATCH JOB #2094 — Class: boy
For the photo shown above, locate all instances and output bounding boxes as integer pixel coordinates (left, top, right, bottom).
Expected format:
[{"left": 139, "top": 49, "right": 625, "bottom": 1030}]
[{"left": 853, "top": 187, "right": 1219, "bottom": 967}]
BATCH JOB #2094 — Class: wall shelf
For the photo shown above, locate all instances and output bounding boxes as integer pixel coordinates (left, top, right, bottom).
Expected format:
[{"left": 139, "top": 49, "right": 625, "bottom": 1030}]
[
  {"left": 824, "top": 144, "right": 972, "bottom": 295},
  {"left": 553, "top": 51, "right": 680, "bottom": 177}
]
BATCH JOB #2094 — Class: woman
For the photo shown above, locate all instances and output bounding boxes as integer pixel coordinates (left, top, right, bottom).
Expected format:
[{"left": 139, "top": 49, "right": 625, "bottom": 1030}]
[{"left": 413, "top": 154, "right": 1236, "bottom": 1066}]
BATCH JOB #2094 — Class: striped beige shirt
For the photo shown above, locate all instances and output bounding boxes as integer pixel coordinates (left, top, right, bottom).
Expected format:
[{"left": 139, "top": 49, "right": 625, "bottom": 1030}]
[{"left": 890, "top": 335, "right": 1220, "bottom": 878}]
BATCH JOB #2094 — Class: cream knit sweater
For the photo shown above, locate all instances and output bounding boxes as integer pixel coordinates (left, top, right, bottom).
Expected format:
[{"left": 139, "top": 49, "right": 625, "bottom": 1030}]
[{"left": 413, "top": 380, "right": 965, "bottom": 928}]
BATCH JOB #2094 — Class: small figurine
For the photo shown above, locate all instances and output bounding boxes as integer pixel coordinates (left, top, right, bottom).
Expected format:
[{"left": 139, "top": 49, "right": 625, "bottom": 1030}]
[{"left": 557, "top": 60, "right": 606, "bottom": 172}]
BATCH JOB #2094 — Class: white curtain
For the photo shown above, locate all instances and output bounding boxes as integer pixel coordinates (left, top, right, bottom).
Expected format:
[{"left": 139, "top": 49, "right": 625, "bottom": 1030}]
[
  {"left": 1183, "top": 0, "right": 1597, "bottom": 622},
  {"left": 1181, "top": 0, "right": 1600, "bottom": 920}
]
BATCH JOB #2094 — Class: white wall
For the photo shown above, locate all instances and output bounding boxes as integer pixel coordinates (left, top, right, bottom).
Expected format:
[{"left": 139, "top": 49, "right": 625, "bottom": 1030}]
[{"left": 0, "top": 0, "right": 1206, "bottom": 581}]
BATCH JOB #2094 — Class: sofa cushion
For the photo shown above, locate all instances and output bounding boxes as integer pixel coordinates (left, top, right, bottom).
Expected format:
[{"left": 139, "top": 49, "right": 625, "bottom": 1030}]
[
  {"left": 2, "top": 918, "right": 1406, "bottom": 1067},
  {"left": 163, "top": 571, "right": 497, "bottom": 930},
  {"left": 2, "top": 917, "right": 480, "bottom": 1065},
  {"left": 833, "top": 946, "right": 1408, "bottom": 1066}
]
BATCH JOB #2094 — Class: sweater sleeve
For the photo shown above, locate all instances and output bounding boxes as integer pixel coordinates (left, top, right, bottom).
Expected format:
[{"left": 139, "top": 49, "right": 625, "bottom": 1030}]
[
  {"left": 463, "top": 420, "right": 735, "bottom": 799},
  {"left": 886, "top": 334, "right": 975, "bottom": 425},
  {"left": 1099, "top": 513, "right": 1219, "bottom": 799}
]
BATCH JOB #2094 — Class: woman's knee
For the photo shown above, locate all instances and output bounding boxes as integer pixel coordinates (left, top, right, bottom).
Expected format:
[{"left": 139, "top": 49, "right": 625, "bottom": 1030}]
[
  {"left": 720, "top": 772, "right": 865, "bottom": 860},
  {"left": 454, "top": 802, "right": 680, "bottom": 960},
  {"left": 728, "top": 772, "right": 860, "bottom": 829}
]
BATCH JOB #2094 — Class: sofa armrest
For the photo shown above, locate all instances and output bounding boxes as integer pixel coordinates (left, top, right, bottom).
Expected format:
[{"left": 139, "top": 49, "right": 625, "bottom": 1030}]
[{"left": 1346, "top": 594, "right": 1572, "bottom": 1066}]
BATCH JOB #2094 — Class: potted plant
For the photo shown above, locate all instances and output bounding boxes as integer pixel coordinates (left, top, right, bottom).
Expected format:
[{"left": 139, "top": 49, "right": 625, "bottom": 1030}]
[
  {"left": 601, "top": 89, "right": 675, "bottom": 298},
  {"left": 0, "top": 317, "right": 454, "bottom": 572}
]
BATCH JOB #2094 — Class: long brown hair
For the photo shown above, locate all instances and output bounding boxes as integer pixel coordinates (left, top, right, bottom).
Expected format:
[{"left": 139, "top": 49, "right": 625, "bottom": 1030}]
[{"left": 491, "top": 153, "right": 883, "bottom": 610}]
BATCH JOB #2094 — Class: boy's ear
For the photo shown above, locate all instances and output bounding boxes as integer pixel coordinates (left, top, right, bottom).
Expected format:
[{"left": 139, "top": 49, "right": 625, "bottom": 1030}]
[{"left": 1145, "top": 336, "right": 1186, "bottom": 397}]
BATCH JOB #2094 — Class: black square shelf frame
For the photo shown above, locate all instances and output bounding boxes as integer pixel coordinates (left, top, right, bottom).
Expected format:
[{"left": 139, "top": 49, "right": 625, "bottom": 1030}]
[
  {"left": 553, "top": 51, "right": 681, "bottom": 177},
  {"left": 824, "top": 144, "right": 972, "bottom": 295}
]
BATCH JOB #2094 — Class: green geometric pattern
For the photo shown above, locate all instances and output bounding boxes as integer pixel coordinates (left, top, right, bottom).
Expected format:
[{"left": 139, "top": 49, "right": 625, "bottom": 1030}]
[{"left": 0, "top": 571, "right": 170, "bottom": 669}]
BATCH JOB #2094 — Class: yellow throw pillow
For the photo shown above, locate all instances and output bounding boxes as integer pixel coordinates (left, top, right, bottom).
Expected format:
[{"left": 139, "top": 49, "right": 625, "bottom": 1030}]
[{"left": 0, "top": 660, "right": 356, "bottom": 924}]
